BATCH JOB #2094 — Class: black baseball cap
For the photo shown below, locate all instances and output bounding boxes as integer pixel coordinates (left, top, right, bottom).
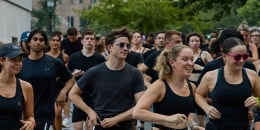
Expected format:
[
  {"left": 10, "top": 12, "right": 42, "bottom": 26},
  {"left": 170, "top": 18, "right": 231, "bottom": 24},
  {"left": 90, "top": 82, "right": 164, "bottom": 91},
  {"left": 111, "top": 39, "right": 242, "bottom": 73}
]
[{"left": 0, "top": 43, "right": 25, "bottom": 58}]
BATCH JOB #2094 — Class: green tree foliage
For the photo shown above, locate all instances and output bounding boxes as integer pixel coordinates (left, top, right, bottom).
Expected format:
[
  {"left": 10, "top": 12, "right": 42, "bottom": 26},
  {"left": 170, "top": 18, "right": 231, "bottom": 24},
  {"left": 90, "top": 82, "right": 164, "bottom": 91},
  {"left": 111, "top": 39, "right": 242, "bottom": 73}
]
[
  {"left": 237, "top": 0, "right": 260, "bottom": 26},
  {"left": 32, "top": 0, "right": 60, "bottom": 34},
  {"left": 78, "top": 0, "right": 183, "bottom": 34},
  {"left": 78, "top": 0, "right": 248, "bottom": 34}
]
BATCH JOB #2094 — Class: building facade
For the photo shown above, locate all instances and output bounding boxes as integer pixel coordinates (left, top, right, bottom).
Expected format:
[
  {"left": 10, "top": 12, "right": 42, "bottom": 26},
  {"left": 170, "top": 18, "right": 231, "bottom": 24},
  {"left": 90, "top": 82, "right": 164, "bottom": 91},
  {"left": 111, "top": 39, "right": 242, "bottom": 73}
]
[
  {"left": 33, "top": 0, "right": 98, "bottom": 34},
  {"left": 0, "top": 0, "right": 32, "bottom": 44}
]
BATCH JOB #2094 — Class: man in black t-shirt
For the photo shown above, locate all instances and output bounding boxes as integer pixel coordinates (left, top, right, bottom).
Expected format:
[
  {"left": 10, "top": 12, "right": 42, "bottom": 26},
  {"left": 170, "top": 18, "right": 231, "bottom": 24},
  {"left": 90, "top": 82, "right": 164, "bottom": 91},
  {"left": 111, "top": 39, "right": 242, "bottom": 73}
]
[
  {"left": 69, "top": 27, "right": 145, "bottom": 130},
  {"left": 17, "top": 29, "right": 76, "bottom": 130},
  {"left": 68, "top": 29, "right": 105, "bottom": 130},
  {"left": 61, "top": 27, "right": 82, "bottom": 56}
]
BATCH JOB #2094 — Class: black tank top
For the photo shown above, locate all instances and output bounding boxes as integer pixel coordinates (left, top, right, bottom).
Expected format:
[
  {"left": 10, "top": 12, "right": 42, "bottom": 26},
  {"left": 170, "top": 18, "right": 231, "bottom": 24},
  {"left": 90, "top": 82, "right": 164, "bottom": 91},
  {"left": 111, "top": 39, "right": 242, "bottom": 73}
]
[
  {"left": 0, "top": 78, "right": 24, "bottom": 129},
  {"left": 56, "top": 52, "right": 65, "bottom": 64},
  {"left": 192, "top": 51, "right": 205, "bottom": 73},
  {"left": 257, "top": 60, "right": 260, "bottom": 76},
  {"left": 210, "top": 67, "right": 252, "bottom": 128},
  {"left": 153, "top": 80, "right": 195, "bottom": 130}
]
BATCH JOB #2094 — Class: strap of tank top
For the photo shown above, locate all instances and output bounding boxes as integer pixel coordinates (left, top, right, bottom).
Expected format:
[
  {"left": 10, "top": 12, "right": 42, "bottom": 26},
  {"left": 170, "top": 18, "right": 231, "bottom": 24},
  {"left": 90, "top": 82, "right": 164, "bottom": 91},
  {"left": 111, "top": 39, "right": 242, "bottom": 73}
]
[
  {"left": 258, "top": 60, "right": 260, "bottom": 74},
  {"left": 186, "top": 79, "right": 194, "bottom": 97}
]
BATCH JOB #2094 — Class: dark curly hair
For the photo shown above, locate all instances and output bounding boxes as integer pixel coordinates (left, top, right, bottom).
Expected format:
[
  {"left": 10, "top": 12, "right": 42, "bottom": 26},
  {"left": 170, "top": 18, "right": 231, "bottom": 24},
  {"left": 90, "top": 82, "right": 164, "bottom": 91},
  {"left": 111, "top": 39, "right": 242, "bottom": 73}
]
[
  {"left": 211, "top": 28, "right": 244, "bottom": 55},
  {"left": 105, "top": 26, "right": 131, "bottom": 45}
]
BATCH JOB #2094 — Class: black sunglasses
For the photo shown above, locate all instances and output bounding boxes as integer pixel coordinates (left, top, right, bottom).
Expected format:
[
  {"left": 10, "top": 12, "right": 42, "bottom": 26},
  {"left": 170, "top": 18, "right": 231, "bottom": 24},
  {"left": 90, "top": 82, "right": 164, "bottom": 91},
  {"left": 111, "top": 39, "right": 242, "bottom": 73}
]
[{"left": 115, "top": 42, "right": 131, "bottom": 49}]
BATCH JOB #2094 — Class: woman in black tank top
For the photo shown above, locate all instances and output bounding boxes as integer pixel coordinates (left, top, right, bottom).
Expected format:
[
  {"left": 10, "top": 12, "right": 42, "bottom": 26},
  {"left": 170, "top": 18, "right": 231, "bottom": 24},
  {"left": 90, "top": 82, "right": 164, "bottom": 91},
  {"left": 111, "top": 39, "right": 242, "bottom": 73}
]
[
  {"left": 133, "top": 44, "right": 204, "bottom": 130},
  {"left": 195, "top": 37, "right": 260, "bottom": 130},
  {"left": 0, "top": 43, "right": 35, "bottom": 130},
  {"left": 186, "top": 33, "right": 213, "bottom": 84}
]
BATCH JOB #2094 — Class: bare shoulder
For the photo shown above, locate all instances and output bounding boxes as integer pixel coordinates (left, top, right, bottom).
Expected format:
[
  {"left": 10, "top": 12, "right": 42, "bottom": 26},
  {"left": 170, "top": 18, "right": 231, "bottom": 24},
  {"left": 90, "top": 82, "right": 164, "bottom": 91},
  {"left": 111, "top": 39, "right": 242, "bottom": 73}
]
[
  {"left": 245, "top": 68, "right": 258, "bottom": 80},
  {"left": 148, "top": 80, "right": 166, "bottom": 102},
  {"left": 202, "top": 69, "right": 217, "bottom": 80},
  {"left": 149, "top": 80, "right": 165, "bottom": 90},
  {"left": 147, "top": 80, "right": 166, "bottom": 95},
  {"left": 19, "top": 79, "right": 33, "bottom": 91}
]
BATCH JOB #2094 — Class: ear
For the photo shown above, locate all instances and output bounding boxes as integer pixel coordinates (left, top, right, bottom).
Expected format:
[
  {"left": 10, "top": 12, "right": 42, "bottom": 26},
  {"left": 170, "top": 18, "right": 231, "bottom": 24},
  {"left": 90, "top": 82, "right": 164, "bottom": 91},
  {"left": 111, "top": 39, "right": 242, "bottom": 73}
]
[
  {"left": 222, "top": 53, "right": 226, "bottom": 63},
  {"left": 106, "top": 44, "right": 112, "bottom": 52},
  {"left": 169, "top": 59, "right": 175, "bottom": 67},
  {"left": 0, "top": 57, "right": 4, "bottom": 64}
]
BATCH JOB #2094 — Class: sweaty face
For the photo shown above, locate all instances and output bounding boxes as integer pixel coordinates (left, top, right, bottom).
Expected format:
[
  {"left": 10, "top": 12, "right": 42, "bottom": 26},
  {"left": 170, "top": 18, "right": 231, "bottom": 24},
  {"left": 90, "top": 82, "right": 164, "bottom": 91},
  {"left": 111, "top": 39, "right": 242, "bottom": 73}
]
[
  {"left": 250, "top": 31, "right": 260, "bottom": 44},
  {"left": 68, "top": 35, "right": 78, "bottom": 43},
  {"left": 188, "top": 36, "right": 200, "bottom": 49},
  {"left": 224, "top": 45, "right": 247, "bottom": 70},
  {"left": 240, "top": 30, "right": 250, "bottom": 44},
  {"left": 81, "top": 34, "right": 95, "bottom": 50},
  {"left": 1, "top": 56, "right": 23, "bottom": 75},
  {"left": 29, "top": 33, "right": 46, "bottom": 53},
  {"left": 109, "top": 37, "right": 130, "bottom": 59},
  {"left": 49, "top": 36, "right": 61, "bottom": 49},
  {"left": 154, "top": 33, "right": 165, "bottom": 49},
  {"left": 132, "top": 33, "right": 142, "bottom": 45},
  {"left": 172, "top": 48, "right": 194, "bottom": 77}
]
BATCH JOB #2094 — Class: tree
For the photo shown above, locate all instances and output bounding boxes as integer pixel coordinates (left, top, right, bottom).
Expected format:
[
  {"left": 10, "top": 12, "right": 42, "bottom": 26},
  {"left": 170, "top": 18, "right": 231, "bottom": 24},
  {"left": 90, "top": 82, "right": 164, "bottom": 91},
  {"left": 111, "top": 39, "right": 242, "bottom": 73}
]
[
  {"left": 77, "top": 0, "right": 248, "bottom": 34},
  {"left": 237, "top": 0, "right": 260, "bottom": 26},
  {"left": 32, "top": 0, "right": 60, "bottom": 34},
  {"left": 78, "top": 0, "right": 183, "bottom": 34}
]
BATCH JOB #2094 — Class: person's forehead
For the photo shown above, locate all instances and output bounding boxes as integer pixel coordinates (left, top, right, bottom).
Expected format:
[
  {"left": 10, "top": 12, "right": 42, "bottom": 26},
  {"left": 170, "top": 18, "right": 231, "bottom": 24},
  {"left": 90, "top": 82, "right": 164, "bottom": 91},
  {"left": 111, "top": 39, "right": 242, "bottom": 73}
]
[
  {"left": 156, "top": 33, "right": 165, "bottom": 38},
  {"left": 172, "top": 34, "right": 182, "bottom": 39},
  {"left": 251, "top": 31, "right": 260, "bottom": 34},
  {"left": 229, "top": 45, "right": 247, "bottom": 52},
  {"left": 84, "top": 34, "right": 95, "bottom": 38},
  {"left": 114, "top": 36, "right": 129, "bottom": 42}
]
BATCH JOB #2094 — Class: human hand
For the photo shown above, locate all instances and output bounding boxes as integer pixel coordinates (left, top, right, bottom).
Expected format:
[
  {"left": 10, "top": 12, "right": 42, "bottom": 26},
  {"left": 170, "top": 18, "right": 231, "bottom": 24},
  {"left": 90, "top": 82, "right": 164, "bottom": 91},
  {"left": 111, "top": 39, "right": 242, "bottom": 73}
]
[
  {"left": 101, "top": 117, "right": 119, "bottom": 128},
  {"left": 164, "top": 114, "right": 187, "bottom": 129},
  {"left": 72, "top": 69, "right": 84, "bottom": 78},
  {"left": 194, "top": 64, "right": 203, "bottom": 71},
  {"left": 205, "top": 106, "right": 221, "bottom": 119},
  {"left": 20, "top": 120, "right": 35, "bottom": 130},
  {"left": 88, "top": 111, "right": 101, "bottom": 126},
  {"left": 244, "top": 96, "right": 259, "bottom": 108}
]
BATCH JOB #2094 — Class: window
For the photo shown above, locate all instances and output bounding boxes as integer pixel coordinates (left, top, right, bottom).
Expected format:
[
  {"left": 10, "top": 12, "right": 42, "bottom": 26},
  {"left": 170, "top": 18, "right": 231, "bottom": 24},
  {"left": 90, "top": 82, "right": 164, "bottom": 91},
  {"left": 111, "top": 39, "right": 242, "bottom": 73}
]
[
  {"left": 91, "top": 0, "right": 97, "bottom": 4},
  {"left": 67, "top": 16, "right": 74, "bottom": 27},
  {"left": 79, "top": 0, "right": 83, "bottom": 4}
]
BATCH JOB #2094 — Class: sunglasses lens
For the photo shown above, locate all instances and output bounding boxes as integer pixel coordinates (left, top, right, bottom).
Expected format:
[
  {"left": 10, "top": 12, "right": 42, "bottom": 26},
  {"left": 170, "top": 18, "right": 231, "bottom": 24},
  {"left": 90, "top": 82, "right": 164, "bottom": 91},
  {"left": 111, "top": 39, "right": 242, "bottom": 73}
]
[
  {"left": 126, "top": 44, "right": 131, "bottom": 49},
  {"left": 234, "top": 55, "right": 241, "bottom": 61},
  {"left": 243, "top": 53, "right": 249, "bottom": 60},
  {"left": 119, "top": 43, "right": 125, "bottom": 48},
  {"left": 118, "top": 43, "right": 130, "bottom": 49}
]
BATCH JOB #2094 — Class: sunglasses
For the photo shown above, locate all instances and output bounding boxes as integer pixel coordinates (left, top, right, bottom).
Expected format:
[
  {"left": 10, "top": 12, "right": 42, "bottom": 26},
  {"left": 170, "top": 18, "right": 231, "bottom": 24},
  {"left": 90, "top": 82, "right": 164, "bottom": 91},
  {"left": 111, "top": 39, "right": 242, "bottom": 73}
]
[
  {"left": 251, "top": 35, "right": 260, "bottom": 37},
  {"left": 226, "top": 53, "right": 249, "bottom": 61},
  {"left": 115, "top": 42, "right": 131, "bottom": 49}
]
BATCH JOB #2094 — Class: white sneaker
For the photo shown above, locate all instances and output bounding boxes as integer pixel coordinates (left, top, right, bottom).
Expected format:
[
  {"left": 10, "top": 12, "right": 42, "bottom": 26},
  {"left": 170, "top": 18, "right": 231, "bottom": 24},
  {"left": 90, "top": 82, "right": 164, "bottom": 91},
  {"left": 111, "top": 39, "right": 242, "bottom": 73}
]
[{"left": 62, "top": 118, "right": 70, "bottom": 128}]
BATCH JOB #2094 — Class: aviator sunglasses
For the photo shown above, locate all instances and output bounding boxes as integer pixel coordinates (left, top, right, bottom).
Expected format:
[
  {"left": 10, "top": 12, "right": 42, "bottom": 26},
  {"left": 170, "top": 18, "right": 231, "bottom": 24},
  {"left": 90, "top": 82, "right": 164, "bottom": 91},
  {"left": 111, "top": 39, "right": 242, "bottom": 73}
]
[
  {"left": 226, "top": 53, "right": 249, "bottom": 61},
  {"left": 115, "top": 42, "right": 131, "bottom": 49}
]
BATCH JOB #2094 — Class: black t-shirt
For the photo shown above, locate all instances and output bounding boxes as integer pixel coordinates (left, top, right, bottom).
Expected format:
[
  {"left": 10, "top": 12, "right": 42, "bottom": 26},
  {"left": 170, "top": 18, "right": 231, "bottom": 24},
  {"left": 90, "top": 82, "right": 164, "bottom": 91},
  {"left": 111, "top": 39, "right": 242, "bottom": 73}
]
[
  {"left": 125, "top": 51, "right": 144, "bottom": 67},
  {"left": 144, "top": 50, "right": 162, "bottom": 83},
  {"left": 17, "top": 55, "right": 73, "bottom": 120},
  {"left": 61, "top": 38, "right": 82, "bottom": 56},
  {"left": 77, "top": 63, "right": 146, "bottom": 118},
  {"left": 68, "top": 51, "right": 105, "bottom": 80},
  {"left": 68, "top": 51, "right": 105, "bottom": 105}
]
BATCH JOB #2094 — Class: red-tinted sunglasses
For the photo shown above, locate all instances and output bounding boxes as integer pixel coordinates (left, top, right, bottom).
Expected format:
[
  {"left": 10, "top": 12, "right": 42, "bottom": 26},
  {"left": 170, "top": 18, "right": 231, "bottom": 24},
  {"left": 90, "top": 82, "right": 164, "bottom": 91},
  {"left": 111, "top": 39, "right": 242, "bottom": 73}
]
[{"left": 226, "top": 53, "right": 249, "bottom": 61}]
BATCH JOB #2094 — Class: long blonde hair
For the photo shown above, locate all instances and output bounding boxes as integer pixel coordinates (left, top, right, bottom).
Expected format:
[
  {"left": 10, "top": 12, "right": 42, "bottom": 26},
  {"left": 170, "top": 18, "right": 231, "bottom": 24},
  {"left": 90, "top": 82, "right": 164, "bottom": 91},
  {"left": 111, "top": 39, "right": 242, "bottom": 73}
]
[{"left": 154, "top": 44, "right": 191, "bottom": 80}]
